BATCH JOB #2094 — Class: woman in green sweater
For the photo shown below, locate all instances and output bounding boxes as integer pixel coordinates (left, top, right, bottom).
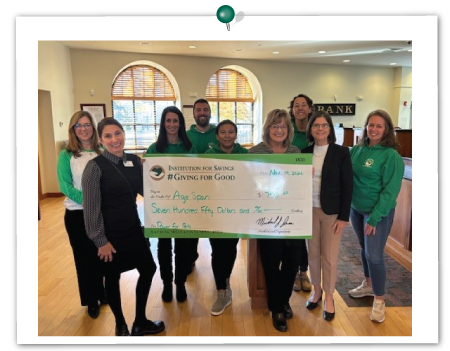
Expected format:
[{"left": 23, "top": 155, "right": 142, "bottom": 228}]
[
  {"left": 205, "top": 120, "right": 247, "bottom": 316},
  {"left": 56, "top": 111, "right": 106, "bottom": 319},
  {"left": 288, "top": 93, "right": 315, "bottom": 292},
  {"left": 348, "top": 109, "right": 404, "bottom": 323},
  {"left": 146, "top": 106, "right": 197, "bottom": 303}
]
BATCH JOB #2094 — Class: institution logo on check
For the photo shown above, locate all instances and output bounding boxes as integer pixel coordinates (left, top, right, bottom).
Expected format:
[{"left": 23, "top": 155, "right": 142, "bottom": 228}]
[{"left": 149, "top": 165, "right": 165, "bottom": 181}]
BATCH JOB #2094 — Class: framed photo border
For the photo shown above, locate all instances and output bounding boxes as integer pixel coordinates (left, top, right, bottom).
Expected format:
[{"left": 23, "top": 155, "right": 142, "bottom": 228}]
[{"left": 80, "top": 103, "right": 106, "bottom": 118}]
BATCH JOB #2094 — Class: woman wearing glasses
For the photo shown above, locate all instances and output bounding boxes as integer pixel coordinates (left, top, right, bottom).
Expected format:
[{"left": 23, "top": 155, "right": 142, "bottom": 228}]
[
  {"left": 301, "top": 111, "right": 353, "bottom": 321},
  {"left": 56, "top": 111, "right": 106, "bottom": 319},
  {"left": 248, "top": 109, "right": 302, "bottom": 332}
]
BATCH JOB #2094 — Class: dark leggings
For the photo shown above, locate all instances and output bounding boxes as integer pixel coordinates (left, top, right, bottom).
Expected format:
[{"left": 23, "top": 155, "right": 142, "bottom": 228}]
[
  {"left": 298, "top": 239, "right": 309, "bottom": 272},
  {"left": 64, "top": 209, "right": 105, "bottom": 306},
  {"left": 158, "top": 238, "right": 198, "bottom": 285},
  {"left": 259, "top": 239, "right": 301, "bottom": 313},
  {"left": 209, "top": 238, "right": 239, "bottom": 290},
  {"left": 103, "top": 237, "right": 156, "bottom": 325}
]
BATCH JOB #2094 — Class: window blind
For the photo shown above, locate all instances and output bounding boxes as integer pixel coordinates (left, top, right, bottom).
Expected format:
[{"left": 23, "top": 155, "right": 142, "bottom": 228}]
[
  {"left": 112, "top": 65, "right": 175, "bottom": 101},
  {"left": 206, "top": 69, "right": 254, "bottom": 102}
]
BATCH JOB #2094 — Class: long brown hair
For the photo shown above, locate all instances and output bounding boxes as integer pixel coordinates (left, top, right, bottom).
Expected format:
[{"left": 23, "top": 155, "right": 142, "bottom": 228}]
[
  {"left": 65, "top": 111, "right": 101, "bottom": 157},
  {"left": 358, "top": 109, "right": 399, "bottom": 149}
]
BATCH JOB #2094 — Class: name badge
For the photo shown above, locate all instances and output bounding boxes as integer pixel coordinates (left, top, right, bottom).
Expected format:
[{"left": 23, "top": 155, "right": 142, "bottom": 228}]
[{"left": 124, "top": 161, "right": 134, "bottom": 167}]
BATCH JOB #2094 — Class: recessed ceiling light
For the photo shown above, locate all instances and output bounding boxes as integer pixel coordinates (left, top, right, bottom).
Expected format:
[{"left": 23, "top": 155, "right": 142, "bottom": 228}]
[
  {"left": 318, "top": 50, "right": 326, "bottom": 54},
  {"left": 188, "top": 45, "right": 197, "bottom": 49},
  {"left": 272, "top": 51, "right": 280, "bottom": 55},
  {"left": 140, "top": 42, "right": 151, "bottom": 45},
  {"left": 343, "top": 59, "right": 350, "bottom": 63},
  {"left": 390, "top": 62, "right": 397, "bottom": 65}
]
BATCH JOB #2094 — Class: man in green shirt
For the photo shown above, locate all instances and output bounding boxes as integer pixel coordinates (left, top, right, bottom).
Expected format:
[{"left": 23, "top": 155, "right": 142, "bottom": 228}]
[
  {"left": 187, "top": 98, "right": 217, "bottom": 153},
  {"left": 185, "top": 98, "right": 217, "bottom": 269}
]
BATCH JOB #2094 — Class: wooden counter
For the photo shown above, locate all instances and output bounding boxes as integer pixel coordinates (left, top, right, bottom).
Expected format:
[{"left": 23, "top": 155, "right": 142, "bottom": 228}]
[
  {"left": 386, "top": 157, "right": 412, "bottom": 270},
  {"left": 247, "top": 239, "right": 268, "bottom": 308}
]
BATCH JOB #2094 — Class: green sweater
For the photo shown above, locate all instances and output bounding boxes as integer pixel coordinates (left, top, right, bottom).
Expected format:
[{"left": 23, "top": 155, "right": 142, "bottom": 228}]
[
  {"left": 350, "top": 143, "right": 404, "bottom": 226},
  {"left": 146, "top": 141, "right": 197, "bottom": 154},
  {"left": 204, "top": 143, "right": 249, "bottom": 154},
  {"left": 186, "top": 124, "right": 217, "bottom": 153},
  {"left": 291, "top": 122, "right": 309, "bottom": 150},
  {"left": 56, "top": 149, "right": 99, "bottom": 210}
]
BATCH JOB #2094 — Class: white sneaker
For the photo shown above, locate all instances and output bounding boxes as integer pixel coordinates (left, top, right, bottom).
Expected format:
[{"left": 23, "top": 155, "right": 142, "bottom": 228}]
[
  {"left": 349, "top": 280, "right": 374, "bottom": 298},
  {"left": 211, "top": 290, "right": 232, "bottom": 316},
  {"left": 370, "top": 299, "right": 386, "bottom": 323}
]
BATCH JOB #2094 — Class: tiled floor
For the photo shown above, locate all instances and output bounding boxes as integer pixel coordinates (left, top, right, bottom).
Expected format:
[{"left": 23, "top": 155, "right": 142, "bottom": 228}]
[{"left": 336, "top": 225, "right": 412, "bottom": 308}]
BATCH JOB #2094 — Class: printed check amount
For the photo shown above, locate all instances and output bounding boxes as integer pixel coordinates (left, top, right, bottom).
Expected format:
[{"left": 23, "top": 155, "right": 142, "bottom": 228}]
[{"left": 143, "top": 154, "right": 312, "bottom": 239}]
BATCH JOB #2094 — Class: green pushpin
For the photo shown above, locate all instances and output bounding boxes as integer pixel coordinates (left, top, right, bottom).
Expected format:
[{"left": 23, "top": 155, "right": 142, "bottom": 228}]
[{"left": 216, "top": 5, "right": 235, "bottom": 31}]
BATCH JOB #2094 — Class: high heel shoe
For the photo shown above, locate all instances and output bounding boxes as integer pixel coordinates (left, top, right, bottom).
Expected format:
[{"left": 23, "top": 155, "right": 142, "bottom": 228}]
[
  {"left": 306, "top": 290, "right": 322, "bottom": 310},
  {"left": 323, "top": 299, "right": 335, "bottom": 321}
]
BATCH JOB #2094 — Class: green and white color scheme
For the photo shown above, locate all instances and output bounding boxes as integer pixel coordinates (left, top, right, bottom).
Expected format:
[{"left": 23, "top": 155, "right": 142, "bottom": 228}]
[{"left": 143, "top": 154, "right": 312, "bottom": 239}]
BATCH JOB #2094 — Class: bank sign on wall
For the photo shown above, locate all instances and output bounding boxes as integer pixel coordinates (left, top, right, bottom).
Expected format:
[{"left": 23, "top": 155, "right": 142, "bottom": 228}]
[{"left": 315, "top": 104, "right": 356, "bottom": 115}]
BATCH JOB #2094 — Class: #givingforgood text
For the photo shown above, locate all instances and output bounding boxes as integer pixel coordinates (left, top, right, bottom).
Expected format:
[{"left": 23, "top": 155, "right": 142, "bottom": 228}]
[{"left": 166, "top": 165, "right": 235, "bottom": 181}]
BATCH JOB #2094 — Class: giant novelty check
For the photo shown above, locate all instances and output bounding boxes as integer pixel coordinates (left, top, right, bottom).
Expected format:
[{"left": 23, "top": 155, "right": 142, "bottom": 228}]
[{"left": 143, "top": 154, "right": 312, "bottom": 239}]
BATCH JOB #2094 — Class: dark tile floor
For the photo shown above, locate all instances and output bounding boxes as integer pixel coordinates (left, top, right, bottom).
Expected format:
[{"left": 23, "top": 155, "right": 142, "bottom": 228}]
[{"left": 336, "top": 225, "right": 412, "bottom": 308}]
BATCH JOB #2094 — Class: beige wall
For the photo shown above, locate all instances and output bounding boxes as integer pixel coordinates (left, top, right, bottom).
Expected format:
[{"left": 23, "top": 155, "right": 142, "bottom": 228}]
[
  {"left": 38, "top": 42, "right": 409, "bottom": 194},
  {"left": 393, "top": 66, "right": 413, "bottom": 129},
  {"left": 38, "top": 41, "right": 74, "bottom": 193}
]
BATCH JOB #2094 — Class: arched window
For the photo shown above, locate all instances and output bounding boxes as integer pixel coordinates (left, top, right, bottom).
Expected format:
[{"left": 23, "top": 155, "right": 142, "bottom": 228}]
[
  {"left": 206, "top": 68, "right": 255, "bottom": 145},
  {"left": 111, "top": 64, "right": 176, "bottom": 150}
]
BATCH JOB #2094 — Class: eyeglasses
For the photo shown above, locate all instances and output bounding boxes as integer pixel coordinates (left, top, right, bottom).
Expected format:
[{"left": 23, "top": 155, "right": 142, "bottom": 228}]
[
  {"left": 311, "top": 123, "right": 330, "bottom": 129},
  {"left": 74, "top": 123, "right": 92, "bottom": 129},
  {"left": 270, "top": 124, "right": 288, "bottom": 130}
]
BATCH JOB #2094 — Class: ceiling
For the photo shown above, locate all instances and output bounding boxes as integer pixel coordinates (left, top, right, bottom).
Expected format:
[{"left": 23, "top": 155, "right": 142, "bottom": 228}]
[{"left": 57, "top": 40, "right": 412, "bottom": 68}]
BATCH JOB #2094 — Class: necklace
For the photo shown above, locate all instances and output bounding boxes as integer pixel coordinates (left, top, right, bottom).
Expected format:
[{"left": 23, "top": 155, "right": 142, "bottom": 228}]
[{"left": 313, "top": 145, "right": 328, "bottom": 157}]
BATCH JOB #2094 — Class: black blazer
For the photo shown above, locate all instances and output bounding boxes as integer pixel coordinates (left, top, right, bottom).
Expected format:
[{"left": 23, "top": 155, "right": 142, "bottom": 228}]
[{"left": 302, "top": 143, "right": 353, "bottom": 221}]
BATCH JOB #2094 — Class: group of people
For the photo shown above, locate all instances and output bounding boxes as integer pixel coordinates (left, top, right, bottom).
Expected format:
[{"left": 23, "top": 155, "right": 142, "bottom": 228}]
[{"left": 56, "top": 94, "right": 405, "bottom": 336}]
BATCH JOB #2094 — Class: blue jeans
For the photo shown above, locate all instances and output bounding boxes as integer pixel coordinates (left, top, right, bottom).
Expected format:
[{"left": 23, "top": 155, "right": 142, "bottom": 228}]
[{"left": 350, "top": 207, "right": 395, "bottom": 296}]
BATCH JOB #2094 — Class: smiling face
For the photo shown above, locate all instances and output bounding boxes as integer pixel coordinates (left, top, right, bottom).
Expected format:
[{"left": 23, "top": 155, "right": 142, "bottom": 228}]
[
  {"left": 366, "top": 115, "right": 386, "bottom": 146},
  {"left": 310, "top": 117, "right": 330, "bottom": 146},
  {"left": 268, "top": 120, "right": 289, "bottom": 145},
  {"left": 164, "top": 112, "right": 180, "bottom": 138},
  {"left": 74, "top": 116, "right": 94, "bottom": 148},
  {"left": 292, "top": 97, "right": 312, "bottom": 123},
  {"left": 216, "top": 123, "right": 237, "bottom": 152},
  {"left": 99, "top": 125, "right": 125, "bottom": 157},
  {"left": 193, "top": 102, "right": 211, "bottom": 129}
]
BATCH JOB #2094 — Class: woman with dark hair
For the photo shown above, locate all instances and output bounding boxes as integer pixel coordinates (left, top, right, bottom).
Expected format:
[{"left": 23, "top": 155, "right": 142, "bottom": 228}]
[
  {"left": 301, "top": 111, "right": 353, "bottom": 321},
  {"left": 205, "top": 119, "right": 247, "bottom": 316},
  {"left": 56, "top": 111, "right": 106, "bottom": 319},
  {"left": 249, "top": 109, "right": 302, "bottom": 332},
  {"left": 146, "top": 106, "right": 197, "bottom": 303},
  {"left": 82, "top": 118, "right": 165, "bottom": 336},
  {"left": 348, "top": 109, "right": 404, "bottom": 323},
  {"left": 288, "top": 93, "right": 315, "bottom": 292}
]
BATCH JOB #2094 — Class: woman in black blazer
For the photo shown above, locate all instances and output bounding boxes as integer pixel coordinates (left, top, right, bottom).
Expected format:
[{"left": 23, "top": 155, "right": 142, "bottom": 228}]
[{"left": 301, "top": 111, "right": 353, "bottom": 321}]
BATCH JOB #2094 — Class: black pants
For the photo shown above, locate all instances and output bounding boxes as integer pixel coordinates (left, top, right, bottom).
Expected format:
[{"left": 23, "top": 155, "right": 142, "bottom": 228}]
[
  {"left": 64, "top": 209, "right": 105, "bottom": 306},
  {"left": 209, "top": 238, "right": 239, "bottom": 290},
  {"left": 103, "top": 235, "right": 157, "bottom": 325},
  {"left": 189, "top": 238, "right": 200, "bottom": 265},
  {"left": 158, "top": 238, "right": 197, "bottom": 285},
  {"left": 298, "top": 239, "right": 309, "bottom": 272},
  {"left": 259, "top": 238, "right": 301, "bottom": 314}
]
